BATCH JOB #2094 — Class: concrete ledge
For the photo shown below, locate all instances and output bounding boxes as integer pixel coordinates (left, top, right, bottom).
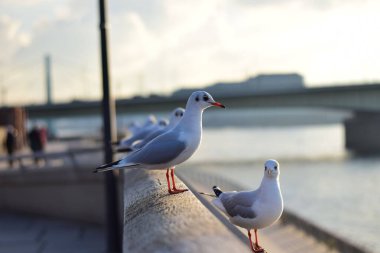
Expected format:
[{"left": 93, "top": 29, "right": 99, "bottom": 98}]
[{"left": 123, "top": 169, "right": 248, "bottom": 253}]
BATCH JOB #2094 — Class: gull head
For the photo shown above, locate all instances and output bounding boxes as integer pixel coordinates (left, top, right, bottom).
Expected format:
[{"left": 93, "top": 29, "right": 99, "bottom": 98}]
[
  {"left": 144, "top": 115, "right": 157, "bottom": 127},
  {"left": 264, "top": 159, "right": 280, "bottom": 178},
  {"left": 187, "top": 91, "right": 225, "bottom": 111},
  {"left": 170, "top": 107, "right": 185, "bottom": 126},
  {"left": 158, "top": 119, "right": 169, "bottom": 127}
]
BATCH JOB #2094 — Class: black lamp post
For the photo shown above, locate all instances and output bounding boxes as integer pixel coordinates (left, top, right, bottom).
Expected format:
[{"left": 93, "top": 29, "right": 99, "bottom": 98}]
[{"left": 98, "top": 0, "right": 121, "bottom": 252}]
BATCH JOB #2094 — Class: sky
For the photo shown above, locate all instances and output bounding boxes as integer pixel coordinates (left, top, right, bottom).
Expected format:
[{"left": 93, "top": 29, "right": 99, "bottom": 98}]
[{"left": 0, "top": 0, "right": 380, "bottom": 105}]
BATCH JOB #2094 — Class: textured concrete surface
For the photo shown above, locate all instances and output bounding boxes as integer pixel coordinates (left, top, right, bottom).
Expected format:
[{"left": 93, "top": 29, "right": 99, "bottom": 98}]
[
  {"left": 0, "top": 212, "right": 105, "bottom": 253},
  {"left": 123, "top": 169, "right": 248, "bottom": 253}
]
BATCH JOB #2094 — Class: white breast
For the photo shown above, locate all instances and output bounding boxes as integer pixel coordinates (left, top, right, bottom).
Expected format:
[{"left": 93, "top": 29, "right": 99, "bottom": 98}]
[
  {"left": 173, "top": 130, "right": 202, "bottom": 165},
  {"left": 254, "top": 184, "right": 283, "bottom": 229}
]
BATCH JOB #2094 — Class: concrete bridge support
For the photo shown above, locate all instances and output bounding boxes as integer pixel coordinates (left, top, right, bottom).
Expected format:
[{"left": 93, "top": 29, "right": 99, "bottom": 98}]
[{"left": 345, "top": 112, "right": 380, "bottom": 155}]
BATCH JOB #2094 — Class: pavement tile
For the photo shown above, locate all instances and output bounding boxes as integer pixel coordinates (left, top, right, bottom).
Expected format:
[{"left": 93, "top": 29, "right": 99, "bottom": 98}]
[
  {"left": 0, "top": 212, "right": 105, "bottom": 253},
  {"left": 0, "top": 244, "right": 41, "bottom": 253}
]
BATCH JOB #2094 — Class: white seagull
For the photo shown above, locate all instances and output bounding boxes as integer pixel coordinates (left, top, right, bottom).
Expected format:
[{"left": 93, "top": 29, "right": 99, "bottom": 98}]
[
  {"left": 212, "top": 159, "right": 283, "bottom": 253},
  {"left": 129, "top": 115, "right": 157, "bottom": 136},
  {"left": 132, "top": 107, "right": 185, "bottom": 150},
  {"left": 94, "top": 91, "right": 225, "bottom": 194},
  {"left": 115, "top": 115, "right": 159, "bottom": 152},
  {"left": 126, "top": 121, "right": 141, "bottom": 136}
]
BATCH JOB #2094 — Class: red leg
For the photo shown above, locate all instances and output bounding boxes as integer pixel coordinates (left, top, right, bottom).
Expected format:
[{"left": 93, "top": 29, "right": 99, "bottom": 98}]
[
  {"left": 170, "top": 167, "right": 177, "bottom": 189},
  {"left": 165, "top": 169, "right": 176, "bottom": 194},
  {"left": 170, "top": 167, "right": 188, "bottom": 193},
  {"left": 253, "top": 229, "right": 264, "bottom": 252},
  {"left": 248, "top": 230, "right": 255, "bottom": 252}
]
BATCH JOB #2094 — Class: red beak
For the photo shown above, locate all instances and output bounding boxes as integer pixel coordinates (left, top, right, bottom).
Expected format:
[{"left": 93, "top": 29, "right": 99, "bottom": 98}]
[{"left": 211, "top": 102, "right": 226, "bottom": 108}]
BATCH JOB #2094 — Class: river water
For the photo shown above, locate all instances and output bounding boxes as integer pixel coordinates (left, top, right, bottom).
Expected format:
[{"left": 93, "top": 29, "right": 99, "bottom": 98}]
[
  {"left": 187, "top": 126, "right": 380, "bottom": 253},
  {"left": 33, "top": 108, "right": 380, "bottom": 252}
]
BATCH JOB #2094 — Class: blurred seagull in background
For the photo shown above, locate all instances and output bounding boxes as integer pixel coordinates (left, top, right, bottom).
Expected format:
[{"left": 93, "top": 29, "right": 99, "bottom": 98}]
[
  {"left": 132, "top": 107, "right": 185, "bottom": 150},
  {"left": 212, "top": 159, "right": 283, "bottom": 253},
  {"left": 126, "top": 121, "right": 141, "bottom": 137},
  {"left": 114, "top": 115, "right": 158, "bottom": 152},
  {"left": 94, "top": 91, "right": 225, "bottom": 194}
]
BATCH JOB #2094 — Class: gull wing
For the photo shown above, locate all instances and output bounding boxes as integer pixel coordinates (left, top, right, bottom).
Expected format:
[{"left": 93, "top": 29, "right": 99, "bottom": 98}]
[
  {"left": 126, "top": 130, "right": 186, "bottom": 165},
  {"left": 220, "top": 190, "right": 258, "bottom": 219},
  {"left": 133, "top": 128, "right": 166, "bottom": 149}
]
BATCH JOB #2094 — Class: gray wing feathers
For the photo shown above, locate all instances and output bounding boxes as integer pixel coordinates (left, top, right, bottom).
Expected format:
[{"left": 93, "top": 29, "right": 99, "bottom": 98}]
[
  {"left": 127, "top": 131, "right": 186, "bottom": 165},
  {"left": 220, "top": 190, "right": 258, "bottom": 219},
  {"left": 133, "top": 129, "right": 165, "bottom": 149}
]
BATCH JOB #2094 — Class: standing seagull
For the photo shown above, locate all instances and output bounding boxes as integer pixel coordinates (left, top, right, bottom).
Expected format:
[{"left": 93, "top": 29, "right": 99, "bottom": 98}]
[
  {"left": 94, "top": 91, "right": 225, "bottom": 194},
  {"left": 212, "top": 160, "right": 283, "bottom": 253}
]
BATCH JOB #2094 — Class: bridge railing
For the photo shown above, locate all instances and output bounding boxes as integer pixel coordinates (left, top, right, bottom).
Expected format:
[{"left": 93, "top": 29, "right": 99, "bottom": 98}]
[{"left": 0, "top": 146, "right": 103, "bottom": 172}]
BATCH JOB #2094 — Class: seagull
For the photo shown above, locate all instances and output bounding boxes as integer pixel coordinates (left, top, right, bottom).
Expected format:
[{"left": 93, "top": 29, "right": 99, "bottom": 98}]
[
  {"left": 115, "top": 115, "right": 159, "bottom": 152},
  {"left": 126, "top": 121, "right": 141, "bottom": 137},
  {"left": 132, "top": 107, "right": 185, "bottom": 150},
  {"left": 212, "top": 159, "right": 283, "bottom": 253},
  {"left": 128, "top": 115, "right": 157, "bottom": 136},
  {"left": 94, "top": 91, "right": 225, "bottom": 194}
]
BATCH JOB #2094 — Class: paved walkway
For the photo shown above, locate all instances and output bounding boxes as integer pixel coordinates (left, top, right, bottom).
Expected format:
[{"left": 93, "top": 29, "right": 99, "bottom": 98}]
[{"left": 0, "top": 212, "right": 106, "bottom": 253}]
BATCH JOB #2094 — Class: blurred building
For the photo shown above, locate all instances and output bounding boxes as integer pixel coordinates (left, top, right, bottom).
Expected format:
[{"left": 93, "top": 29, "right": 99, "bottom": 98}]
[
  {"left": 172, "top": 73, "right": 304, "bottom": 97},
  {"left": 0, "top": 107, "right": 28, "bottom": 152}
]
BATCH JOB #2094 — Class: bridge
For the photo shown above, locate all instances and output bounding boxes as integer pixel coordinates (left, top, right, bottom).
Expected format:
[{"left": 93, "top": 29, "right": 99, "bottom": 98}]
[
  {"left": 26, "top": 83, "right": 380, "bottom": 118},
  {"left": 24, "top": 83, "right": 380, "bottom": 155}
]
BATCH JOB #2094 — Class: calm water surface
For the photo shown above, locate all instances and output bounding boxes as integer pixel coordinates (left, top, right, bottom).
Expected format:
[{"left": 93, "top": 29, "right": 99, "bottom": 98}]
[{"left": 185, "top": 126, "right": 380, "bottom": 253}]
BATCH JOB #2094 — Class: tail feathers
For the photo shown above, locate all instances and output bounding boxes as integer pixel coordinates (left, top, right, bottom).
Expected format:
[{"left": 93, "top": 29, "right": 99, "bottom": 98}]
[
  {"left": 212, "top": 198, "right": 227, "bottom": 214},
  {"left": 213, "top": 186, "right": 223, "bottom": 197},
  {"left": 115, "top": 147, "right": 133, "bottom": 153},
  {"left": 94, "top": 166, "right": 116, "bottom": 173},
  {"left": 93, "top": 159, "right": 121, "bottom": 173},
  {"left": 93, "top": 160, "right": 140, "bottom": 173}
]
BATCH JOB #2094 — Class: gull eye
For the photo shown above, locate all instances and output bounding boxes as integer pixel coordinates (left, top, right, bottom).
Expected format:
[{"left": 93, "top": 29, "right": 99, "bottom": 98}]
[
  {"left": 203, "top": 95, "right": 209, "bottom": 101},
  {"left": 180, "top": 112, "right": 183, "bottom": 117},
  {"left": 274, "top": 166, "right": 277, "bottom": 170},
  {"left": 195, "top": 96, "right": 199, "bottom": 102},
  {"left": 265, "top": 166, "right": 267, "bottom": 170}
]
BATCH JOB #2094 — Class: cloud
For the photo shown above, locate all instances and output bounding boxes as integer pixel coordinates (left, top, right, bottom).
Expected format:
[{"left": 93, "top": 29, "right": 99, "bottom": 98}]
[
  {"left": 1, "top": 0, "right": 100, "bottom": 104},
  {"left": 2, "top": 0, "right": 380, "bottom": 104},
  {"left": 0, "top": 0, "right": 45, "bottom": 7},
  {"left": 0, "top": 15, "right": 31, "bottom": 60},
  {"left": 237, "top": 0, "right": 367, "bottom": 10}
]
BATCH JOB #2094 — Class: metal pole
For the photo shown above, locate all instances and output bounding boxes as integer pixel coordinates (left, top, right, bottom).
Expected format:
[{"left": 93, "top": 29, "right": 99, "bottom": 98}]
[
  {"left": 45, "top": 55, "right": 52, "bottom": 105},
  {"left": 98, "top": 0, "right": 121, "bottom": 252}
]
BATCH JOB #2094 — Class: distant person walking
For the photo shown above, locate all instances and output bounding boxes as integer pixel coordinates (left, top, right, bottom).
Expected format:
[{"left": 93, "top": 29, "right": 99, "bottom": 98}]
[
  {"left": 3, "top": 125, "right": 16, "bottom": 167},
  {"left": 28, "top": 126, "right": 45, "bottom": 165}
]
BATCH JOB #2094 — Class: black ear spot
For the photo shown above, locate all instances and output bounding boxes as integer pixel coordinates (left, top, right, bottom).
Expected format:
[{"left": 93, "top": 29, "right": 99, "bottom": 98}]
[
  {"left": 265, "top": 166, "right": 267, "bottom": 170},
  {"left": 274, "top": 166, "right": 278, "bottom": 170},
  {"left": 195, "top": 96, "right": 199, "bottom": 102}
]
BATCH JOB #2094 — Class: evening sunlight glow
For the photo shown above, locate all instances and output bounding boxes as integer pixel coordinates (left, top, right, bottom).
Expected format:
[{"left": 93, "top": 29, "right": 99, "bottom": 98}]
[{"left": 0, "top": 0, "right": 379, "bottom": 104}]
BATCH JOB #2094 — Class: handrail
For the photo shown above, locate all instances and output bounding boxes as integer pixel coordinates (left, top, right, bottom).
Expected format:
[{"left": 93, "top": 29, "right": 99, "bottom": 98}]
[{"left": 0, "top": 147, "right": 103, "bottom": 171}]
